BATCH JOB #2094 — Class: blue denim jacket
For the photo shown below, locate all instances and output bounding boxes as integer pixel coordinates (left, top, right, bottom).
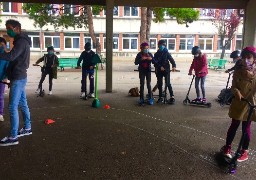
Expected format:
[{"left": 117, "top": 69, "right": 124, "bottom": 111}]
[{"left": 0, "top": 60, "right": 9, "bottom": 81}]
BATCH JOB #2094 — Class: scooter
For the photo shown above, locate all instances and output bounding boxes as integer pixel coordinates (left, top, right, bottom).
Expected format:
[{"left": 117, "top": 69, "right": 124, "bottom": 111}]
[
  {"left": 217, "top": 72, "right": 233, "bottom": 106},
  {"left": 224, "top": 98, "right": 256, "bottom": 174},
  {"left": 33, "top": 64, "right": 45, "bottom": 97},
  {"left": 183, "top": 75, "right": 211, "bottom": 108}
]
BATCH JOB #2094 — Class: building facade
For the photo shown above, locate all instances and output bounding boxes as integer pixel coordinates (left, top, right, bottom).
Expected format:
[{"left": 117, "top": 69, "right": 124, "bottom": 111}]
[{"left": 0, "top": 2, "right": 243, "bottom": 59}]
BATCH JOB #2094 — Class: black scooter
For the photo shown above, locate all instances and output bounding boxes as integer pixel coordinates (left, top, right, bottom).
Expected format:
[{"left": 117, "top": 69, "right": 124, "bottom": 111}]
[
  {"left": 33, "top": 64, "right": 45, "bottom": 97},
  {"left": 183, "top": 75, "right": 211, "bottom": 108}
]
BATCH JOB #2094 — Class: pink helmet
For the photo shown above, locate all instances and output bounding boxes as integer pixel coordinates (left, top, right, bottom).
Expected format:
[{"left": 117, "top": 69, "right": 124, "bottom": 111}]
[
  {"left": 140, "top": 42, "right": 149, "bottom": 48},
  {"left": 241, "top": 46, "right": 256, "bottom": 58}
]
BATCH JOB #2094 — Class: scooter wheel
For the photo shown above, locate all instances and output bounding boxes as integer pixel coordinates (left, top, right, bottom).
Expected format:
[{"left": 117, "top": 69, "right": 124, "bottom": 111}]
[{"left": 183, "top": 100, "right": 188, "bottom": 105}]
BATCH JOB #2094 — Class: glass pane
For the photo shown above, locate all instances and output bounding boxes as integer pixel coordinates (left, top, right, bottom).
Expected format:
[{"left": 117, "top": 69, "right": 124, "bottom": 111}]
[
  {"left": 123, "top": 39, "right": 130, "bottom": 49},
  {"left": 168, "top": 39, "right": 175, "bottom": 50},
  {"left": 3, "top": 2, "right": 10, "bottom": 12},
  {"left": 131, "top": 39, "right": 137, "bottom": 49},
  {"left": 53, "top": 37, "right": 60, "bottom": 48},
  {"left": 84, "top": 38, "right": 91, "bottom": 44},
  {"left": 217, "top": 40, "right": 222, "bottom": 50},
  {"left": 131, "top": 7, "right": 138, "bottom": 16},
  {"left": 236, "top": 40, "right": 242, "bottom": 50},
  {"left": 113, "top": 38, "right": 118, "bottom": 49},
  {"left": 65, "top": 38, "right": 72, "bottom": 48},
  {"left": 179, "top": 39, "right": 186, "bottom": 50},
  {"left": 199, "top": 39, "right": 205, "bottom": 50},
  {"left": 124, "top": 6, "right": 130, "bottom": 16},
  {"left": 225, "top": 40, "right": 231, "bottom": 50},
  {"left": 33, "top": 37, "right": 40, "bottom": 48},
  {"left": 113, "top": 6, "right": 118, "bottom": 16},
  {"left": 45, "top": 37, "right": 52, "bottom": 48},
  {"left": 187, "top": 39, "right": 194, "bottom": 50},
  {"left": 149, "top": 39, "right": 156, "bottom": 49},
  {"left": 73, "top": 38, "right": 80, "bottom": 48},
  {"left": 64, "top": 4, "right": 71, "bottom": 14},
  {"left": 206, "top": 39, "right": 212, "bottom": 50},
  {"left": 92, "top": 38, "right": 100, "bottom": 49}
]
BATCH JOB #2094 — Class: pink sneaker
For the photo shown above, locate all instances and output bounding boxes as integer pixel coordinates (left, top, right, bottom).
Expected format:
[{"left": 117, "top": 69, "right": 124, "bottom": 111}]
[
  {"left": 220, "top": 145, "right": 232, "bottom": 158},
  {"left": 237, "top": 149, "right": 248, "bottom": 162},
  {"left": 202, "top": 98, "right": 207, "bottom": 103}
]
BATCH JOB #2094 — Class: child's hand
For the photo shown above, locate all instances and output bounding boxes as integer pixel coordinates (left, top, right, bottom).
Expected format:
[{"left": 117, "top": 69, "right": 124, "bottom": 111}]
[
  {"left": 147, "top": 57, "right": 152, "bottom": 60},
  {"left": 237, "top": 91, "right": 244, "bottom": 101},
  {"left": 172, "top": 67, "right": 176, "bottom": 72},
  {"left": 89, "top": 66, "right": 94, "bottom": 70},
  {"left": 160, "top": 67, "right": 165, "bottom": 71},
  {"left": 141, "top": 56, "right": 147, "bottom": 60},
  {"left": 188, "top": 72, "right": 192, "bottom": 75}
]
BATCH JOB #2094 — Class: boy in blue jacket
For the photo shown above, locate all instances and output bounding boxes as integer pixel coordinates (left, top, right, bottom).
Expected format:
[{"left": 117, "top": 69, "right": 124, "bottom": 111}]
[
  {"left": 0, "top": 37, "right": 9, "bottom": 122},
  {"left": 135, "top": 42, "right": 154, "bottom": 105},
  {"left": 153, "top": 40, "right": 176, "bottom": 104}
]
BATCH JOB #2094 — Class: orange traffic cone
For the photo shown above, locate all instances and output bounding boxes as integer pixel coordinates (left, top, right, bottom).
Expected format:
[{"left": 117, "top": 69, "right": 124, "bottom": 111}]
[
  {"left": 104, "top": 104, "right": 110, "bottom": 109},
  {"left": 45, "top": 119, "right": 55, "bottom": 125}
]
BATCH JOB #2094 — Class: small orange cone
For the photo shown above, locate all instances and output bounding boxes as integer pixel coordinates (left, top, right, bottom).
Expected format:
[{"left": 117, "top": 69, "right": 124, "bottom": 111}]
[
  {"left": 104, "top": 104, "right": 110, "bottom": 109},
  {"left": 45, "top": 119, "right": 55, "bottom": 125}
]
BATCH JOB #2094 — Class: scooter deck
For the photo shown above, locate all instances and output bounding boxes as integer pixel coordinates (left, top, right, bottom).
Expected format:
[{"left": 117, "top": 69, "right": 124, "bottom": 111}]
[{"left": 189, "top": 101, "right": 211, "bottom": 107}]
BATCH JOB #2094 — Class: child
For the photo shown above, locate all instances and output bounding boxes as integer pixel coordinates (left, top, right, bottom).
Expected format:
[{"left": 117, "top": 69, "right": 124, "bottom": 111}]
[
  {"left": 77, "top": 42, "right": 96, "bottom": 99},
  {"left": 134, "top": 42, "right": 154, "bottom": 105},
  {"left": 0, "top": 37, "right": 9, "bottom": 122},
  {"left": 34, "top": 46, "right": 59, "bottom": 95},
  {"left": 188, "top": 46, "right": 208, "bottom": 102},
  {"left": 153, "top": 40, "right": 176, "bottom": 104},
  {"left": 225, "top": 50, "right": 242, "bottom": 73},
  {"left": 221, "top": 46, "right": 256, "bottom": 162}
]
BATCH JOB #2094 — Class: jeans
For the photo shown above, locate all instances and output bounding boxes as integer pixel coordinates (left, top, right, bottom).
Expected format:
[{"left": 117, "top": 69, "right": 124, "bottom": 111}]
[
  {"left": 81, "top": 69, "right": 94, "bottom": 94},
  {"left": 157, "top": 70, "right": 174, "bottom": 98},
  {"left": 38, "top": 68, "right": 54, "bottom": 91},
  {"left": 226, "top": 119, "right": 251, "bottom": 150},
  {"left": 139, "top": 70, "right": 152, "bottom": 100},
  {"left": 0, "top": 83, "right": 5, "bottom": 115},
  {"left": 9, "top": 78, "right": 31, "bottom": 138},
  {"left": 195, "top": 76, "right": 206, "bottom": 98}
]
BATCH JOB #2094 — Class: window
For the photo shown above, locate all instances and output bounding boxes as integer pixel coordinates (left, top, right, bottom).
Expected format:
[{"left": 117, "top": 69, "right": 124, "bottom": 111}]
[
  {"left": 104, "top": 6, "right": 119, "bottom": 16},
  {"left": 149, "top": 39, "right": 157, "bottom": 50},
  {"left": 235, "top": 35, "right": 242, "bottom": 50},
  {"left": 123, "top": 34, "right": 138, "bottom": 50},
  {"left": 161, "top": 34, "right": 176, "bottom": 51},
  {"left": 199, "top": 9, "right": 215, "bottom": 17},
  {"left": 217, "top": 38, "right": 231, "bottom": 51},
  {"left": 64, "top": 33, "right": 80, "bottom": 49},
  {"left": 2, "top": 2, "right": 18, "bottom": 13},
  {"left": 179, "top": 35, "right": 194, "bottom": 51},
  {"left": 63, "top": 4, "right": 79, "bottom": 15},
  {"left": 48, "top": 4, "right": 59, "bottom": 15},
  {"left": 124, "top": 6, "right": 138, "bottom": 17},
  {"left": 84, "top": 34, "right": 100, "bottom": 50},
  {"left": 44, "top": 33, "right": 60, "bottom": 49},
  {"left": 103, "top": 34, "right": 119, "bottom": 50},
  {"left": 28, "top": 33, "right": 40, "bottom": 49},
  {"left": 198, "top": 35, "right": 213, "bottom": 51}
]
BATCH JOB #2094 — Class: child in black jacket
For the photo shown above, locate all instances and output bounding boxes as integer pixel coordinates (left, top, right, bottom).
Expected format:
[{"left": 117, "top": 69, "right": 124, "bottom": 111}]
[{"left": 135, "top": 42, "right": 154, "bottom": 105}]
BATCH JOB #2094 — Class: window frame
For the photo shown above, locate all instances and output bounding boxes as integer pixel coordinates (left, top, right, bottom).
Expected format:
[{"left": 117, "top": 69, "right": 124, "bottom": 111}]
[
  {"left": 179, "top": 38, "right": 195, "bottom": 51},
  {"left": 123, "top": 6, "right": 139, "bottom": 17},
  {"left": 103, "top": 37, "right": 119, "bottom": 51},
  {"left": 122, "top": 37, "right": 138, "bottom": 51},
  {"left": 44, "top": 36, "right": 60, "bottom": 50},
  {"left": 28, "top": 35, "right": 41, "bottom": 49},
  {"left": 217, "top": 38, "right": 232, "bottom": 52},
  {"left": 64, "top": 36, "right": 80, "bottom": 50},
  {"left": 198, "top": 36, "right": 213, "bottom": 51},
  {"left": 2, "top": 2, "right": 18, "bottom": 14}
]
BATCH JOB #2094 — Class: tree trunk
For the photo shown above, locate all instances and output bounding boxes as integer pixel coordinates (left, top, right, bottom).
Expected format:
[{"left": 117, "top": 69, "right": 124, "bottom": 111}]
[
  {"left": 140, "top": 7, "right": 147, "bottom": 44},
  {"left": 146, "top": 7, "right": 152, "bottom": 43},
  {"left": 85, "top": 5, "right": 101, "bottom": 54}
]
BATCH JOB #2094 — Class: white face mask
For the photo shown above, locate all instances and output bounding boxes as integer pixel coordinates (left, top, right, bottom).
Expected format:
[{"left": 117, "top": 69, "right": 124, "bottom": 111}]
[{"left": 194, "top": 54, "right": 199, "bottom": 57}]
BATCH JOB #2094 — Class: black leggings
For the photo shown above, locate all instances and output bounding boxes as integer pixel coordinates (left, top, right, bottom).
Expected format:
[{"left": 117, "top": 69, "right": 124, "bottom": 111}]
[
  {"left": 38, "top": 69, "right": 53, "bottom": 91},
  {"left": 139, "top": 70, "right": 152, "bottom": 99}
]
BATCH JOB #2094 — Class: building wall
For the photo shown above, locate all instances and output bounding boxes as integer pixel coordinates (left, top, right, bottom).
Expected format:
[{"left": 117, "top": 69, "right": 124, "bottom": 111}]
[{"left": 0, "top": 3, "right": 244, "bottom": 59}]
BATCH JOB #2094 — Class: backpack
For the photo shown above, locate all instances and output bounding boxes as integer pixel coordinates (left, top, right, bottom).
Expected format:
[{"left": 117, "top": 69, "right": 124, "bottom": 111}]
[{"left": 128, "top": 87, "right": 140, "bottom": 97}]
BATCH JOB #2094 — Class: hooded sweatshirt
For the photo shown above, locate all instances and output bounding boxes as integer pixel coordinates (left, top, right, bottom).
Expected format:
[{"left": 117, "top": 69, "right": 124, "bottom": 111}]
[{"left": 0, "top": 33, "right": 31, "bottom": 80}]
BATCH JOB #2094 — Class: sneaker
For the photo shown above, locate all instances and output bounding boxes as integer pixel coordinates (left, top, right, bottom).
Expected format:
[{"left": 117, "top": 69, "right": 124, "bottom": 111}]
[
  {"left": 202, "top": 98, "right": 207, "bottom": 103},
  {"left": 237, "top": 149, "right": 248, "bottom": 162},
  {"left": 48, "top": 91, "right": 52, "bottom": 95},
  {"left": 169, "top": 96, "right": 175, "bottom": 104},
  {"left": 80, "top": 92, "right": 85, "bottom": 99},
  {"left": 0, "top": 137, "right": 19, "bottom": 146},
  {"left": 220, "top": 145, "right": 232, "bottom": 159},
  {"left": 138, "top": 99, "right": 144, "bottom": 105},
  {"left": 157, "top": 98, "right": 163, "bottom": 103},
  {"left": 35, "top": 88, "right": 40, "bottom": 94},
  {"left": 17, "top": 128, "right": 32, "bottom": 137},
  {"left": 192, "top": 97, "right": 201, "bottom": 103},
  {"left": 148, "top": 98, "right": 154, "bottom": 105},
  {"left": 0, "top": 115, "right": 4, "bottom": 122},
  {"left": 88, "top": 93, "right": 95, "bottom": 98}
]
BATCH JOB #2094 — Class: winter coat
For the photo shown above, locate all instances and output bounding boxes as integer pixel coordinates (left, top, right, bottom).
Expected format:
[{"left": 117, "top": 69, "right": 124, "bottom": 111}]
[
  {"left": 189, "top": 54, "right": 208, "bottom": 77},
  {"left": 36, "top": 54, "right": 59, "bottom": 79},
  {"left": 229, "top": 59, "right": 256, "bottom": 121},
  {"left": 77, "top": 50, "right": 96, "bottom": 70},
  {"left": 153, "top": 48, "right": 176, "bottom": 72},
  {"left": 134, "top": 52, "right": 154, "bottom": 72},
  {"left": 0, "top": 33, "right": 31, "bottom": 80}
]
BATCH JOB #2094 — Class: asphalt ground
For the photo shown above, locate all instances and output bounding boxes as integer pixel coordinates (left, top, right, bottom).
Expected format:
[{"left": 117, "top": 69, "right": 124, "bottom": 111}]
[{"left": 0, "top": 60, "right": 256, "bottom": 179}]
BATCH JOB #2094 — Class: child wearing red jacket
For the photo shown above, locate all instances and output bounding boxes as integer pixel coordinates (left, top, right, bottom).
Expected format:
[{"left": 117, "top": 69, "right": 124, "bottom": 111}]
[{"left": 188, "top": 46, "right": 208, "bottom": 102}]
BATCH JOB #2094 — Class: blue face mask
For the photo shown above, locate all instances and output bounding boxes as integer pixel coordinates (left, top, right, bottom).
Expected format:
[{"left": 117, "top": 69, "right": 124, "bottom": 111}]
[
  {"left": 0, "top": 46, "right": 4, "bottom": 54},
  {"left": 48, "top": 51, "right": 54, "bottom": 55},
  {"left": 143, "top": 49, "right": 149, "bottom": 54},
  {"left": 159, "top": 45, "right": 165, "bottom": 51}
]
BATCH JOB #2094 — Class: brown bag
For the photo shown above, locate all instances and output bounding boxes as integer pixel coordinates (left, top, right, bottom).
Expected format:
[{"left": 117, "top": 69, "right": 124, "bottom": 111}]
[{"left": 128, "top": 87, "right": 139, "bottom": 97}]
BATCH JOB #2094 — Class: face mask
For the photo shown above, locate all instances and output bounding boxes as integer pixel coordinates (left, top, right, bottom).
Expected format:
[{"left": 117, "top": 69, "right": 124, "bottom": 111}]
[
  {"left": 48, "top": 51, "right": 54, "bottom": 55},
  {"left": 7, "top": 29, "right": 16, "bottom": 38},
  {"left": 194, "top": 54, "right": 199, "bottom": 57},
  {"left": 246, "top": 58, "right": 255, "bottom": 70},
  {"left": 0, "top": 46, "right": 4, "bottom": 53},
  {"left": 143, "top": 49, "right": 149, "bottom": 53},
  {"left": 159, "top": 45, "right": 165, "bottom": 51}
]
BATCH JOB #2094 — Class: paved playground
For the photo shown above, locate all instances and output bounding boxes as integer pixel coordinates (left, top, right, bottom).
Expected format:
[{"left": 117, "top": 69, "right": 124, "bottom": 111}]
[{"left": 0, "top": 59, "right": 256, "bottom": 179}]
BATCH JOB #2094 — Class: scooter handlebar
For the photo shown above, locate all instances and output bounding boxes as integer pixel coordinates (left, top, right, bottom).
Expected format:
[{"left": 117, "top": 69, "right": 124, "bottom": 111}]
[{"left": 241, "top": 98, "right": 256, "bottom": 108}]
